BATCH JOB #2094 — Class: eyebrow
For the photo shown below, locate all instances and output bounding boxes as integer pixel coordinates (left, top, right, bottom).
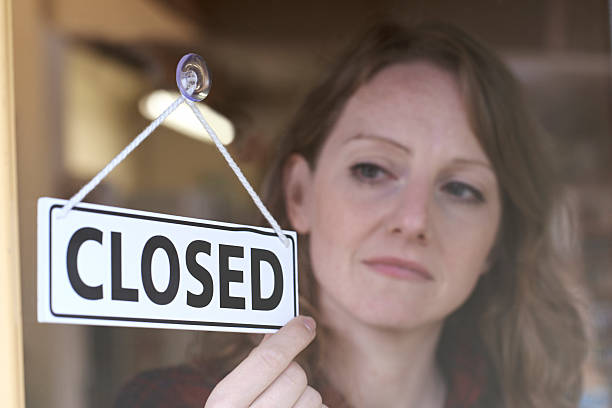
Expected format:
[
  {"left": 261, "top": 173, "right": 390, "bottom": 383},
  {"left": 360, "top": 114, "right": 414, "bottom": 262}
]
[
  {"left": 343, "top": 133, "right": 412, "bottom": 154},
  {"left": 450, "top": 158, "right": 493, "bottom": 171},
  {"left": 345, "top": 133, "right": 494, "bottom": 171}
]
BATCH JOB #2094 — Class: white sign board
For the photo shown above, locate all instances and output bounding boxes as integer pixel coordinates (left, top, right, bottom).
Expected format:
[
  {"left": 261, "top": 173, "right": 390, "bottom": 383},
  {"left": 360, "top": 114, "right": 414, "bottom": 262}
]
[{"left": 37, "top": 197, "right": 298, "bottom": 333}]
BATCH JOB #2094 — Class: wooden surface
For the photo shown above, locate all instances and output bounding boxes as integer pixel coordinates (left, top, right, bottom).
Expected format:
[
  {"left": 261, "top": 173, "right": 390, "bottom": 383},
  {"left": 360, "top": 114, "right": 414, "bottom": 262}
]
[{"left": 0, "top": 0, "right": 25, "bottom": 406}]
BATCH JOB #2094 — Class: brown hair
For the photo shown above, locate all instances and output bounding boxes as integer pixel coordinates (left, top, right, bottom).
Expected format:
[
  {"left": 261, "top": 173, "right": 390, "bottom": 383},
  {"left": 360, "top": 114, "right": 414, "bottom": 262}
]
[{"left": 195, "top": 22, "right": 587, "bottom": 408}]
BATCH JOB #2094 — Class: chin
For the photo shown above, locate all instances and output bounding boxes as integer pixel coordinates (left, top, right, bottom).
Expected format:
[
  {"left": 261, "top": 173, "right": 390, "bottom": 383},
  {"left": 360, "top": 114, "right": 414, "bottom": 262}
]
[
  {"left": 321, "top": 289, "right": 445, "bottom": 333},
  {"left": 356, "top": 303, "right": 442, "bottom": 331}
]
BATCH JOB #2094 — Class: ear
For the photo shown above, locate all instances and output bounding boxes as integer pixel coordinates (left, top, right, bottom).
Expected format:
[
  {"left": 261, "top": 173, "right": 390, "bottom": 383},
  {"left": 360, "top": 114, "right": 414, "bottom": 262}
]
[{"left": 283, "top": 154, "right": 313, "bottom": 234}]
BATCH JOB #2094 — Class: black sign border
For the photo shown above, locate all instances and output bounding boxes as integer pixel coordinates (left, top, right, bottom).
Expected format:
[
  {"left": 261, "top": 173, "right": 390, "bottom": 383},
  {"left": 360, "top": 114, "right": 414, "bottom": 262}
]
[{"left": 49, "top": 203, "right": 298, "bottom": 330}]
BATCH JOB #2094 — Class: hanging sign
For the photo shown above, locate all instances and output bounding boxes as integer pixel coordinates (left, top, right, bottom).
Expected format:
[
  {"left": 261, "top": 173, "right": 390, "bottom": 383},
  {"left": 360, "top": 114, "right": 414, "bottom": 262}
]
[{"left": 37, "top": 197, "right": 298, "bottom": 333}]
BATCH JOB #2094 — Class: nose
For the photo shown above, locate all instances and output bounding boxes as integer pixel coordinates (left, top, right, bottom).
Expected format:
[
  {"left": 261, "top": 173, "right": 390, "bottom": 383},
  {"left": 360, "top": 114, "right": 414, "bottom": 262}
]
[{"left": 387, "top": 178, "right": 431, "bottom": 244}]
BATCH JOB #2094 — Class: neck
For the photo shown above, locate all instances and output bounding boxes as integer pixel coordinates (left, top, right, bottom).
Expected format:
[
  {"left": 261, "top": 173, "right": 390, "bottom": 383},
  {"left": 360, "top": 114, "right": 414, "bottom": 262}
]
[{"left": 319, "top": 294, "right": 447, "bottom": 408}]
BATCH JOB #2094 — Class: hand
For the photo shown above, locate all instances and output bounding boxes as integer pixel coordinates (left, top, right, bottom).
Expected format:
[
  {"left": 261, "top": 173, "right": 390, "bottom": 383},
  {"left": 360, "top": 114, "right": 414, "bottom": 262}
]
[{"left": 204, "top": 316, "right": 327, "bottom": 408}]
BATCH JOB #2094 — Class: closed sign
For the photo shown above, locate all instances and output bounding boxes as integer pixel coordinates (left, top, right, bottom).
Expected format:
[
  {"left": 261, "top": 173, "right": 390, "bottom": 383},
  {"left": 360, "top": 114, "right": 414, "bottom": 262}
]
[{"left": 37, "top": 197, "right": 298, "bottom": 333}]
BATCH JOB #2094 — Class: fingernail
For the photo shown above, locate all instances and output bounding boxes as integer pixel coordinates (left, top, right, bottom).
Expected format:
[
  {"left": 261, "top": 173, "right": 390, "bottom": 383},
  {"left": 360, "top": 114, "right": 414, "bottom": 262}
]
[{"left": 301, "top": 316, "right": 316, "bottom": 332}]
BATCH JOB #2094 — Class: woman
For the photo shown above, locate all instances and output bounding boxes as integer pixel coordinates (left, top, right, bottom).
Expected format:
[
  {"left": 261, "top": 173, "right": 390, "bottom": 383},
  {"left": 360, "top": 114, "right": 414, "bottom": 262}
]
[{"left": 116, "top": 22, "right": 587, "bottom": 408}]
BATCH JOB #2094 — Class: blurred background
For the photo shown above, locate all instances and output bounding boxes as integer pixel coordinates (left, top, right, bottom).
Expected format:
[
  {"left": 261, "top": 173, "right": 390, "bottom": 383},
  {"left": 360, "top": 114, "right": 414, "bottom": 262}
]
[{"left": 12, "top": 0, "right": 612, "bottom": 406}]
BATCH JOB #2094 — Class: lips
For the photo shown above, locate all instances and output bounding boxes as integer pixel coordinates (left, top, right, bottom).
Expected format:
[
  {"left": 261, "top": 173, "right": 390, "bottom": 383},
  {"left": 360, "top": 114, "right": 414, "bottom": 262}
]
[{"left": 362, "top": 257, "right": 433, "bottom": 281}]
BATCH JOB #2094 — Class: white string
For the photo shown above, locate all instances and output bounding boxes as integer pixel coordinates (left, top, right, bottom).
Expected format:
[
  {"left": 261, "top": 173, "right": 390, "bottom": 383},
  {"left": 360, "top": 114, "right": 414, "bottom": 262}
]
[
  {"left": 185, "top": 99, "right": 289, "bottom": 247},
  {"left": 59, "top": 95, "right": 186, "bottom": 218},
  {"left": 58, "top": 82, "right": 289, "bottom": 247}
]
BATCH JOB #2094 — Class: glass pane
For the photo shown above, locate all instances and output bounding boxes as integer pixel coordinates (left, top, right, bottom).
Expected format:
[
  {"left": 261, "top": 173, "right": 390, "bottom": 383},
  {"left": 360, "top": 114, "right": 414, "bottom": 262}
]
[{"left": 14, "top": 1, "right": 611, "bottom": 407}]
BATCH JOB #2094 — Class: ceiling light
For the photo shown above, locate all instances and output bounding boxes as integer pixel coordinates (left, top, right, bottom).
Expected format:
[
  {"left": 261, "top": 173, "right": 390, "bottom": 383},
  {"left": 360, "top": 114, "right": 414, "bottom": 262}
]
[{"left": 138, "top": 90, "right": 234, "bottom": 145}]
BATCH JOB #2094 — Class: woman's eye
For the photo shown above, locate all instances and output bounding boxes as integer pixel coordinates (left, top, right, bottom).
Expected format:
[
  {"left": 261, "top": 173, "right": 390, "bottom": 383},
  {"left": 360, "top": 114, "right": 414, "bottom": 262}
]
[
  {"left": 442, "top": 181, "right": 485, "bottom": 203},
  {"left": 350, "top": 162, "right": 391, "bottom": 184}
]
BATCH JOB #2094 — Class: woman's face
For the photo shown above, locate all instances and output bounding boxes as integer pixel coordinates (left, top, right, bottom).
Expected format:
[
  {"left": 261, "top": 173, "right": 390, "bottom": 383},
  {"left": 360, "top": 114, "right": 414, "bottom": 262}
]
[{"left": 284, "top": 62, "right": 501, "bottom": 330}]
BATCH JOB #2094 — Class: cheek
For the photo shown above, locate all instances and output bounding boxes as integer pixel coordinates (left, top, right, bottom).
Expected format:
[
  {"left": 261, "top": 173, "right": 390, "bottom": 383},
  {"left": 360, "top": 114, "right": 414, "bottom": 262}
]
[
  {"left": 309, "top": 172, "right": 378, "bottom": 248},
  {"left": 307, "top": 179, "right": 371, "bottom": 293},
  {"left": 308, "top": 183, "right": 356, "bottom": 262},
  {"left": 434, "top": 196, "right": 500, "bottom": 258},
  {"left": 440, "top": 215, "right": 497, "bottom": 263},
  {"left": 433, "top": 205, "right": 500, "bottom": 300}
]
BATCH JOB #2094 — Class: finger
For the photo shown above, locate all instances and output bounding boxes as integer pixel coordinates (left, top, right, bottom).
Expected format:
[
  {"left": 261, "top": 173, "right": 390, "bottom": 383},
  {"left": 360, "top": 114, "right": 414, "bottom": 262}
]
[
  {"left": 206, "top": 316, "right": 316, "bottom": 407},
  {"left": 292, "top": 385, "right": 323, "bottom": 408},
  {"left": 250, "top": 362, "right": 308, "bottom": 408},
  {"left": 260, "top": 332, "right": 273, "bottom": 344}
]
